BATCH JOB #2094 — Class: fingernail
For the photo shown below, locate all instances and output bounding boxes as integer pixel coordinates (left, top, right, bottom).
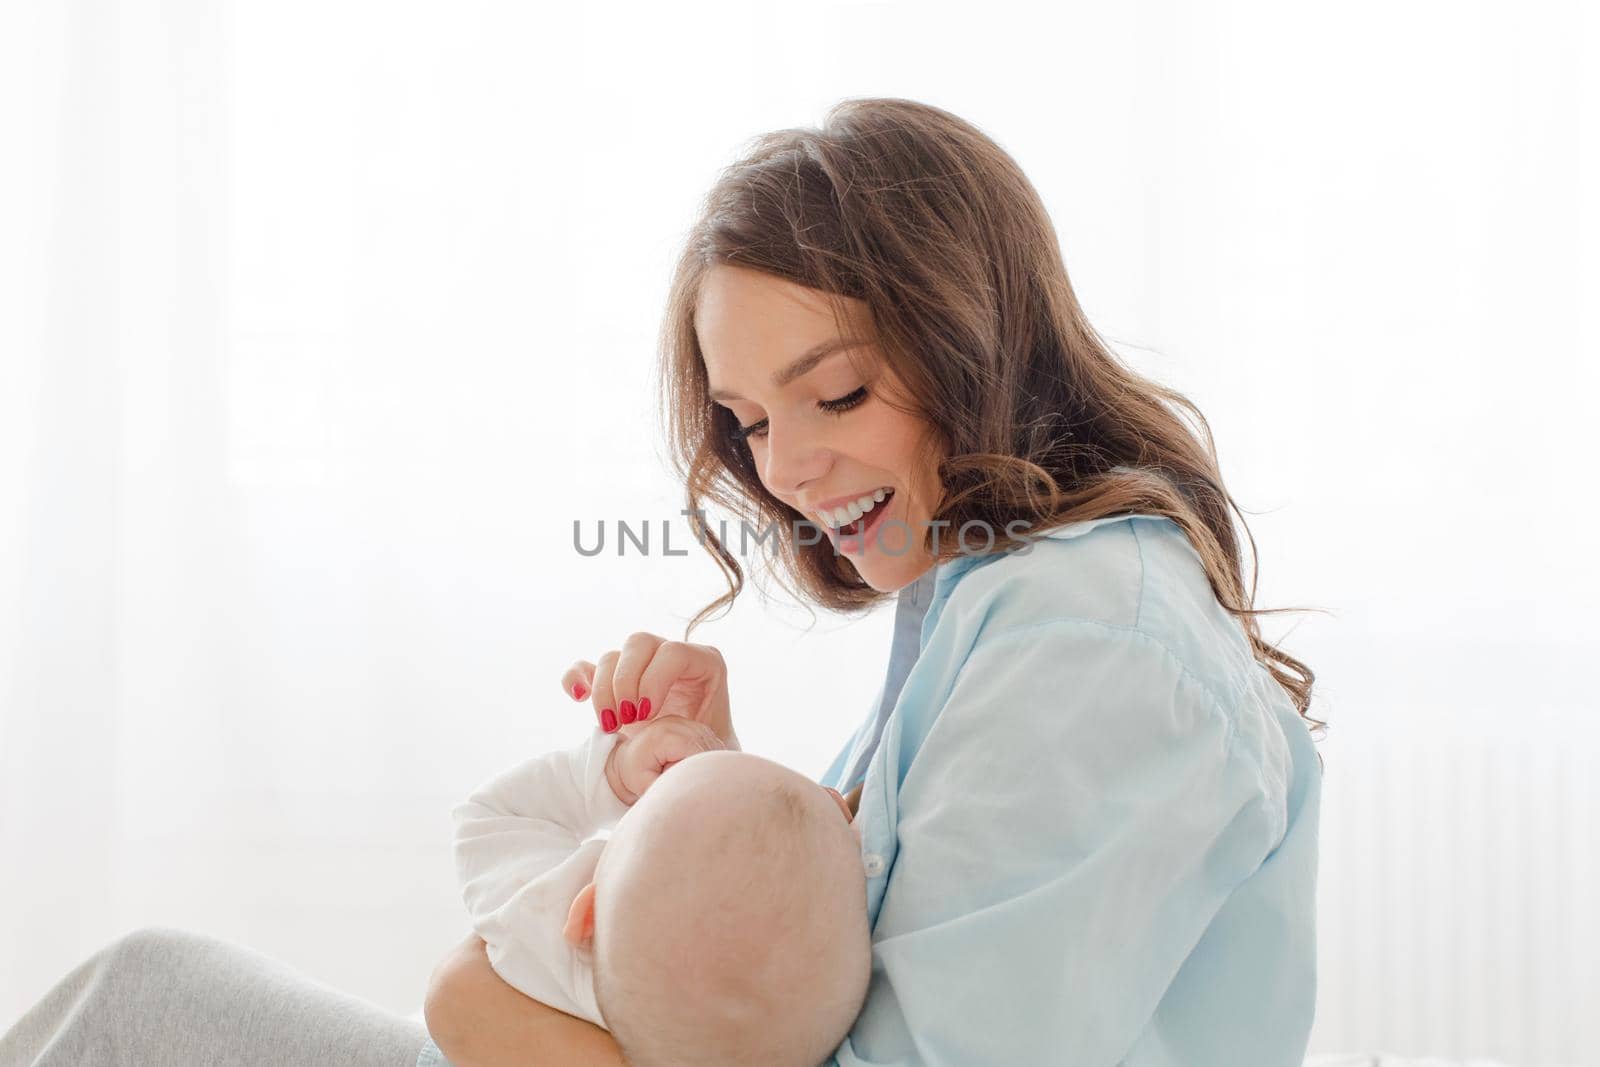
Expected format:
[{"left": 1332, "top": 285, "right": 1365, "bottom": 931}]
[
  {"left": 619, "top": 699, "right": 636, "bottom": 724},
  {"left": 638, "top": 697, "right": 651, "bottom": 720},
  {"left": 573, "top": 684, "right": 588, "bottom": 701},
  {"left": 601, "top": 708, "right": 617, "bottom": 732}
]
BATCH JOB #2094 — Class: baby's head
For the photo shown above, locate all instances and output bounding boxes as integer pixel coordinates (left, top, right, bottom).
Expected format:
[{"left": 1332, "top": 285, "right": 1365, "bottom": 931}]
[{"left": 566, "top": 749, "right": 871, "bottom": 1067}]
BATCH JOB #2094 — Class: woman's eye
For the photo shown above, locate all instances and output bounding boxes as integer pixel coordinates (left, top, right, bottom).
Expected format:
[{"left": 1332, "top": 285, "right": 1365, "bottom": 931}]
[
  {"left": 728, "top": 387, "right": 869, "bottom": 444},
  {"left": 731, "top": 417, "right": 768, "bottom": 442},
  {"left": 818, "top": 385, "right": 869, "bottom": 415}
]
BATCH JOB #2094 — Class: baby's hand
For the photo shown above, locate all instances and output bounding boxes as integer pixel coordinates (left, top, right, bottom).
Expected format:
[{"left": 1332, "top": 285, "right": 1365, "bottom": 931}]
[{"left": 605, "top": 714, "right": 726, "bottom": 806}]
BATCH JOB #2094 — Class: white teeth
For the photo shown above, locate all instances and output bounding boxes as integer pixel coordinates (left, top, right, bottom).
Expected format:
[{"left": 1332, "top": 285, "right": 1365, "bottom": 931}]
[{"left": 817, "top": 487, "right": 893, "bottom": 529}]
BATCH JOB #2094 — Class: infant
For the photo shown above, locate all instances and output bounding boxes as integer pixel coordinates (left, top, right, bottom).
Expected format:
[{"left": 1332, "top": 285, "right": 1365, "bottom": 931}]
[{"left": 451, "top": 712, "right": 873, "bottom": 1067}]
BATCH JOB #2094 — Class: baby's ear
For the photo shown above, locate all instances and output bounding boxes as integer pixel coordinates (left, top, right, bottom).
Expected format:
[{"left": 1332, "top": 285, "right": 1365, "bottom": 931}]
[{"left": 563, "top": 881, "right": 598, "bottom": 949}]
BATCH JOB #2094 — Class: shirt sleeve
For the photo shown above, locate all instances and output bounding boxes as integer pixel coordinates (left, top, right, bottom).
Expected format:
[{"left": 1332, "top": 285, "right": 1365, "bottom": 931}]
[
  {"left": 827, "top": 620, "right": 1289, "bottom": 1067},
  {"left": 450, "top": 726, "right": 632, "bottom": 1027}
]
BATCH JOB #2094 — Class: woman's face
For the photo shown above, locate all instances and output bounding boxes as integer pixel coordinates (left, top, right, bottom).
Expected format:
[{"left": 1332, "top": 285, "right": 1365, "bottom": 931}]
[{"left": 695, "top": 264, "right": 943, "bottom": 593}]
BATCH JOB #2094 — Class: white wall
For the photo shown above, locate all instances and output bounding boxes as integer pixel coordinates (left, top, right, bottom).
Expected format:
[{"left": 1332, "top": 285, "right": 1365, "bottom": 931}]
[{"left": 2, "top": 2, "right": 1595, "bottom": 1063}]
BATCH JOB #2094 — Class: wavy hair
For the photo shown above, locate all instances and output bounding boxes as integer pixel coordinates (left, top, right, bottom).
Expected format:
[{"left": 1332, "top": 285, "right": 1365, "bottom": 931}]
[{"left": 656, "top": 96, "right": 1325, "bottom": 740}]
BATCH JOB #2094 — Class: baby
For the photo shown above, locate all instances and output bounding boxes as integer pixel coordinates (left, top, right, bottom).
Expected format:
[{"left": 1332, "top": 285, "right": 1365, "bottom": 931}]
[{"left": 451, "top": 711, "right": 873, "bottom": 1067}]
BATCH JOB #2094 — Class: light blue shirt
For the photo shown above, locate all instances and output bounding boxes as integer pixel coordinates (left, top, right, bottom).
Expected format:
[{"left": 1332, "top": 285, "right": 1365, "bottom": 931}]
[{"left": 818, "top": 513, "right": 1320, "bottom": 1066}]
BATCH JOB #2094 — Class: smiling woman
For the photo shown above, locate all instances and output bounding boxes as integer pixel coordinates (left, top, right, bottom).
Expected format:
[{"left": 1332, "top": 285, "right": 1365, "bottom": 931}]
[{"left": 419, "top": 95, "right": 1323, "bottom": 1067}]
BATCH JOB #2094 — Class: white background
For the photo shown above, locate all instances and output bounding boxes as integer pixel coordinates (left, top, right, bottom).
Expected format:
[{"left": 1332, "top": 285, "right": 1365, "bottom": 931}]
[{"left": 2, "top": 2, "right": 1595, "bottom": 1063}]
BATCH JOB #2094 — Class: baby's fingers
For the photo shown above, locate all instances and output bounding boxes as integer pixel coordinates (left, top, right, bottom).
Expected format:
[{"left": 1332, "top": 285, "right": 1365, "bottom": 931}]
[
  {"left": 645, "top": 739, "right": 702, "bottom": 782},
  {"left": 635, "top": 719, "right": 720, "bottom": 776}
]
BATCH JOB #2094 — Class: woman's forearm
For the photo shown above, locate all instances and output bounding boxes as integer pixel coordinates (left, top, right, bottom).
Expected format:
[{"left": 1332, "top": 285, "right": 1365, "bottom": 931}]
[{"left": 424, "top": 934, "right": 628, "bottom": 1067}]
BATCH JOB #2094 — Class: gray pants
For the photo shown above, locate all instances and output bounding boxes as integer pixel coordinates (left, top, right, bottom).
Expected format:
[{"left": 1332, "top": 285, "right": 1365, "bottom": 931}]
[{"left": 0, "top": 927, "right": 434, "bottom": 1066}]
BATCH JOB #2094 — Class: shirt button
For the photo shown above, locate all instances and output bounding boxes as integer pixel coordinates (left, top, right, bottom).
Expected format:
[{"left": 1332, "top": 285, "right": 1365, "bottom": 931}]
[{"left": 863, "top": 853, "right": 886, "bottom": 877}]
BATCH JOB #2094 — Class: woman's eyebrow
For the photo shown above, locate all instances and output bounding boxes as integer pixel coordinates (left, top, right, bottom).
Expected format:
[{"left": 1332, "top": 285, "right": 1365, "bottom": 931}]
[{"left": 708, "top": 338, "right": 869, "bottom": 403}]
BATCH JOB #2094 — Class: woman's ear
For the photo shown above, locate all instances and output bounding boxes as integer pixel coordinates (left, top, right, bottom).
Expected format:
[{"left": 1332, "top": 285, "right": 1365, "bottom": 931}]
[{"left": 563, "top": 881, "right": 598, "bottom": 949}]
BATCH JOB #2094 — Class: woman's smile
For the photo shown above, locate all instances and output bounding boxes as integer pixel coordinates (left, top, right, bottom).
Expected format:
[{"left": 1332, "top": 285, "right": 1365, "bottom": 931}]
[{"left": 817, "top": 487, "right": 897, "bottom": 553}]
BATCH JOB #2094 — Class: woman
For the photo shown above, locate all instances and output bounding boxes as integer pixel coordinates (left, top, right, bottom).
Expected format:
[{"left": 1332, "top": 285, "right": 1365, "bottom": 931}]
[
  {"left": 0, "top": 97, "right": 1322, "bottom": 1067},
  {"left": 423, "top": 97, "right": 1324, "bottom": 1065}
]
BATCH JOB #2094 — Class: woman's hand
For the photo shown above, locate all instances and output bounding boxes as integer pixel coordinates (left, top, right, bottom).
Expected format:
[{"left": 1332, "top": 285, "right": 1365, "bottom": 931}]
[
  {"left": 604, "top": 713, "right": 727, "bottom": 806},
  {"left": 562, "top": 632, "right": 740, "bottom": 751}
]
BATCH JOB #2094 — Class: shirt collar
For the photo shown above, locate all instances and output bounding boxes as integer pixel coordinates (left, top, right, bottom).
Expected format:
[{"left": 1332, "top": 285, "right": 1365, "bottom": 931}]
[{"left": 930, "top": 513, "right": 1149, "bottom": 600}]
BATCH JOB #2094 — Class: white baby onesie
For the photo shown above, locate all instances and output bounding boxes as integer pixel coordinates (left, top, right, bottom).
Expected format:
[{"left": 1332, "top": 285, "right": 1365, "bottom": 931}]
[{"left": 451, "top": 725, "right": 630, "bottom": 1029}]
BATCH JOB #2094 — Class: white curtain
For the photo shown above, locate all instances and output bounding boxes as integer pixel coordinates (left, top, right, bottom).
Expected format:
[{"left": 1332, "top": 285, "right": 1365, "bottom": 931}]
[{"left": 3, "top": 1, "right": 1596, "bottom": 1062}]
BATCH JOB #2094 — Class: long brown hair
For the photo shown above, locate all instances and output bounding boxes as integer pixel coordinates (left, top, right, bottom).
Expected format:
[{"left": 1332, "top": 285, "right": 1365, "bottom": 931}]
[{"left": 656, "top": 96, "right": 1324, "bottom": 738}]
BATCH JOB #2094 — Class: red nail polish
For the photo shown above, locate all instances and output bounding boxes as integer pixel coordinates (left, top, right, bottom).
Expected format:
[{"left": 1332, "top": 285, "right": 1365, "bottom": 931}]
[
  {"left": 619, "top": 699, "right": 636, "bottom": 724},
  {"left": 573, "top": 684, "right": 588, "bottom": 701},
  {"left": 638, "top": 697, "right": 651, "bottom": 720},
  {"left": 601, "top": 708, "right": 617, "bottom": 732}
]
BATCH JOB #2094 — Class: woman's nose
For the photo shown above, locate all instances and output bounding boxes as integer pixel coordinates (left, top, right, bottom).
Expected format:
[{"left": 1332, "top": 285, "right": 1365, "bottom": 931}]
[{"left": 760, "top": 422, "right": 831, "bottom": 498}]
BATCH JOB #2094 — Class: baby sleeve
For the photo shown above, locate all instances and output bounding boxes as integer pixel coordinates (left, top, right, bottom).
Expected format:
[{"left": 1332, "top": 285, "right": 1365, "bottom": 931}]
[
  {"left": 450, "top": 726, "right": 632, "bottom": 1027},
  {"left": 826, "top": 620, "right": 1290, "bottom": 1066}
]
